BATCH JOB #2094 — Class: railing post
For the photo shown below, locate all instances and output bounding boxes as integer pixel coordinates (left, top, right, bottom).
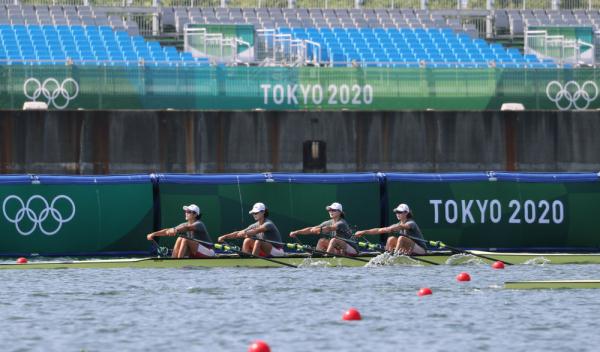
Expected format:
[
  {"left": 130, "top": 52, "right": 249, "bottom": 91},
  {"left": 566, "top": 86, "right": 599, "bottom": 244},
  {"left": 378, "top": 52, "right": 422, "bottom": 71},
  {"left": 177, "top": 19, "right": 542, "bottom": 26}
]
[
  {"left": 552, "top": 0, "right": 558, "bottom": 10},
  {"left": 152, "top": 0, "right": 159, "bottom": 36},
  {"left": 486, "top": 0, "right": 493, "bottom": 39},
  {"left": 355, "top": 0, "right": 360, "bottom": 9},
  {"left": 421, "top": 0, "right": 427, "bottom": 10},
  {"left": 288, "top": 0, "right": 294, "bottom": 8},
  {"left": 221, "top": 0, "right": 226, "bottom": 8}
]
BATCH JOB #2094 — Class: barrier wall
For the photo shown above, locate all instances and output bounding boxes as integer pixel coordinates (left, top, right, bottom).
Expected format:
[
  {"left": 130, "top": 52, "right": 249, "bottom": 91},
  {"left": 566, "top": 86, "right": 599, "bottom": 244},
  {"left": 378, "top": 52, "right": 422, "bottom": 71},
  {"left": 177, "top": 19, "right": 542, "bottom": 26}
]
[
  {"left": 1, "top": 172, "right": 598, "bottom": 256},
  {"left": 385, "top": 172, "right": 600, "bottom": 251},
  {"left": 2, "top": 66, "right": 599, "bottom": 110},
  {"left": 0, "top": 175, "right": 154, "bottom": 256},
  {"left": 156, "top": 173, "right": 382, "bottom": 248},
  {"left": 3, "top": 110, "right": 600, "bottom": 174}
]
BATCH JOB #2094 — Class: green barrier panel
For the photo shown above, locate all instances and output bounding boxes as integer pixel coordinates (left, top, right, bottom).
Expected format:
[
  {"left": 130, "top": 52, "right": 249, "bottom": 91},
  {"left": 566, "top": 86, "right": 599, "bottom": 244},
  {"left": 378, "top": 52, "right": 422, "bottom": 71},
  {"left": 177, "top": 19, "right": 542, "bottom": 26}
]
[
  {"left": 157, "top": 173, "right": 381, "bottom": 249},
  {"left": 1, "top": 66, "right": 598, "bottom": 110},
  {"left": 0, "top": 175, "right": 154, "bottom": 256},
  {"left": 385, "top": 173, "right": 600, "bottom": 251}
]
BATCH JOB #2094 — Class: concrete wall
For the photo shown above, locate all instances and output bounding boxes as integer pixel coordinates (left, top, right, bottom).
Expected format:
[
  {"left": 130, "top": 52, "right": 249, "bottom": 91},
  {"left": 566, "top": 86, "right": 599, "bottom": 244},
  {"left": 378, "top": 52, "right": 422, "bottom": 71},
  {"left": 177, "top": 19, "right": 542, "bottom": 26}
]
[{"left": 1, "top": 110, "right": 599, "bottom": 174}]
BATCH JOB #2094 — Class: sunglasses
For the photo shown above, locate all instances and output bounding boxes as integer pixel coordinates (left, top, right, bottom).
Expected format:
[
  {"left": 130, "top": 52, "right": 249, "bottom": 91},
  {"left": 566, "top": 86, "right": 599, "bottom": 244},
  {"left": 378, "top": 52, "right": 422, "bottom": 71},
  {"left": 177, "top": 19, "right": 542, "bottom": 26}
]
[
  {"left": 395, "top": 211, "right": 408, "bottom": 214},
  {"left": 184, "top": 210, "right": 195, "bottom": 214}
]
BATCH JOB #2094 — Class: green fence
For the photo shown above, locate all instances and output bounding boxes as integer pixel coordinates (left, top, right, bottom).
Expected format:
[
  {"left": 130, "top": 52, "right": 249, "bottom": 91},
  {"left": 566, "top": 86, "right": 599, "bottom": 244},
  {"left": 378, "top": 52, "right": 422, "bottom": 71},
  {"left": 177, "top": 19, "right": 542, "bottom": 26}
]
[
  {"left": 3, "top": 66, "right": 599, "bottom": 111},
  {"left": 385, "top": 173, "right": 600, "bottom": 250},
  {"left": 0, "top": 175, "right": 154, "bottom": 256},
  {"left": 156, "top": 173, "right": 382, "bottom": 248},
  {"left": 1, "top": 172, "right": 599, "bottom": 256}
]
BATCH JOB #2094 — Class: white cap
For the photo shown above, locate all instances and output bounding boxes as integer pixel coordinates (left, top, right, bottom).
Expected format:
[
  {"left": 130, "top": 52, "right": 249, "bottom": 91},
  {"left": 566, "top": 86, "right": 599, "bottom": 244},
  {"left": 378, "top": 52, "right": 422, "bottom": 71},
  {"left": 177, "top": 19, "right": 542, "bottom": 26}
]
[
  {"left": 249, "top": 202, "right": 266, "bottom": 214},
  {"left": 393, "top": 203, "right": 410, "bottom": 213},
  {"left": 326, "top": 202, "right": 343, "bottom": 212},
  {"left": 182, "top": 204, "right": 201, "bottom": 215}
]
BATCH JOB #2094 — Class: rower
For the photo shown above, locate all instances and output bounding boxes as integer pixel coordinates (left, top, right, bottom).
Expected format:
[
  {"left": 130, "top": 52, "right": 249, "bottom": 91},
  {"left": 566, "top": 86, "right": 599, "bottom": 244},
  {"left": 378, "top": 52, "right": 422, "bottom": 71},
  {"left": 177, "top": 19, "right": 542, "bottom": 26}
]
[
  {"left": 146, "top": 204, "right": 215, "bottom": 258},
  {"left": 289, "top": 202, "right": 358, "bottom": 256},
  {"left": 217, "top": 202, "right": 285, "bottom": 257},
  {"left": 354, "top": 203, "right": 427, "bottom": 255}
]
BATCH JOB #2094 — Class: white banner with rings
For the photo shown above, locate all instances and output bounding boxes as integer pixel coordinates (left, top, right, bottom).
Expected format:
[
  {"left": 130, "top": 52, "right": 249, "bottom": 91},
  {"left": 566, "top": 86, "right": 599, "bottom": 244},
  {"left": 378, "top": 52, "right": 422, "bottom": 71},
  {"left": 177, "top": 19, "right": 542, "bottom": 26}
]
[
  {"left": 23, "top": 77, "right": 80, "bottom": 110},
  {"left": 2, "top": 195, "right": 76, "bottom": 236},
  {"left": 546, "top": 80, "right": 599, "bottom": 111}
]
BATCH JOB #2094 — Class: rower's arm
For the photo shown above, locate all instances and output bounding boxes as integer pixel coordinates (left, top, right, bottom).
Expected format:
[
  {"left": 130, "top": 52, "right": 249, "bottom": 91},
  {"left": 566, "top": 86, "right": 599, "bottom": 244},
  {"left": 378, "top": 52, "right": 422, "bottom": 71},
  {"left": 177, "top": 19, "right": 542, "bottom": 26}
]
[
  {"left": 243, "top": 224, "right": 267, "bottom": 237},
  {"left": 355, "top": 224, "right": 400, "bottom": 237},
  {"left": 319, "top": 223, "right": 337, "bottom": 233},
  {"left": 290, "top": 226, "right": 316, "bottom": 236},
  {"left": 217, "top": 230, "right": 245, "bottom": 242},
  {"left": 173, "top": 223, "right": 196, "bottom": 233},
  {"left": 146, "top": 228, "right": 173, "bottom": 240}
]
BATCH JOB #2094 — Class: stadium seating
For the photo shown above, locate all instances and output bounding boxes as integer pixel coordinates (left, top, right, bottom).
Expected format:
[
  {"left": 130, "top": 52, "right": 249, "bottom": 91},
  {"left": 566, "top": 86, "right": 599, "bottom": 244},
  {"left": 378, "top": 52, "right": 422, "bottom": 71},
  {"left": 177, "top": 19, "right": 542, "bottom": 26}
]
[
  {"left": 0, "top": 24, "right": 209, "bottom": 66},
  {"left": 276, "top": 27, "right": 556, "bottom": 68},
  {"left": 0, "top": 4, "right": 578, "bottom": 68}
]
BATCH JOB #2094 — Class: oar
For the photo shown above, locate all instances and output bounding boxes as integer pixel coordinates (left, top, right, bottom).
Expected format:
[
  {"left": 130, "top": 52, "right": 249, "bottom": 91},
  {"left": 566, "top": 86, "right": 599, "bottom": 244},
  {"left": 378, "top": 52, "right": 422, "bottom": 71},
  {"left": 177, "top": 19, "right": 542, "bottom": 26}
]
[
  {"left": 283, "top": 236, "right": 371, "bottom": 263},
  {"left": 151, "top": 239, "right": 169, "bottom": 258},
  {"left": 406, "top": 236, "right": 514, "bottom": 266},
  {"left": 179, "top": 235, "right": 298, "bottom": 268},
  {"left": 345, "top": 236, "right": 440, "bottom": 266}
]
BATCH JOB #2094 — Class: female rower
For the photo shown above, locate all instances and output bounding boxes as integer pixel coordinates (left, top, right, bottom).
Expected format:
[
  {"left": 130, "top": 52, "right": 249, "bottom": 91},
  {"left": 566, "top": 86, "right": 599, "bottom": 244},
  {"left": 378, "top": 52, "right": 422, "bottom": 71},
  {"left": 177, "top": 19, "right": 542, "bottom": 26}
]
[
  {"left": 146, "top": 204, "right": 215, "bottom": 258},
  {"left": 217, "top": 202, "right": 285, "bottom": 257},
  {"left": 354, "top": 203, "right": 426, "bottom": 255},
  {"left": 289, "top": 202, "right": 358, "bottom": 256}
]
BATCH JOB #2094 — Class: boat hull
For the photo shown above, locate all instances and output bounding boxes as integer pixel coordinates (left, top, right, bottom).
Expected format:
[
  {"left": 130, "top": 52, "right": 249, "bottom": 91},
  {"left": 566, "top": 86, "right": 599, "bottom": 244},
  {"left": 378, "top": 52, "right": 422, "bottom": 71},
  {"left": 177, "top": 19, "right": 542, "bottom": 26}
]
[
  {"left": 3, "top": 251, "right": 600, "bottom": 270},
  {"left": 505, "top": 280, "right": 600, "bottom": 289}
]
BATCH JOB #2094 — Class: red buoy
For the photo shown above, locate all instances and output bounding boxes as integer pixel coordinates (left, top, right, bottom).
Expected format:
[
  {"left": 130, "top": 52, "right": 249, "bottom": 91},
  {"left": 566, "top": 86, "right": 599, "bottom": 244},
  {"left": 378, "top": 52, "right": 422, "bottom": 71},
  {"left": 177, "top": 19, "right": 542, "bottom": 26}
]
[
  {"left": 16, "top": 257, "right": 28, "bottom": 264},
  {"left": 456, "top": 272, "right": 471, "bottom": 282},
  {"left": 417, "top": 287, "right": 432, "bottom": 296},
  {"left": 492, "top": 261, "right": 505, "bottom": 269},
  {"left": 342, "top": 308, "right": 362, "bottom": 321},
  {"left": 248, "top": 340, "right": 271, "bottom": 352}
]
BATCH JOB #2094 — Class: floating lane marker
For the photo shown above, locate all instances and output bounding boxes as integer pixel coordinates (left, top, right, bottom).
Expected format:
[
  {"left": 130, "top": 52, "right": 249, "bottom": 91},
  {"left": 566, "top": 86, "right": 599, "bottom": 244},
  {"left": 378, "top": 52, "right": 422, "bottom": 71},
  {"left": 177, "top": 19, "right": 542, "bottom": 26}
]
[
  {"left": 342, "top": 308, "right": 362, "bottom": 321},
  {"left": 248, "top": 340, "right": 271, "bottom": 352},
  {"left": 456, "top": 272, "right": 471, "bottom": 282},
  {"left": 417, "top": 287, "right": 433, "bottom": 296}
]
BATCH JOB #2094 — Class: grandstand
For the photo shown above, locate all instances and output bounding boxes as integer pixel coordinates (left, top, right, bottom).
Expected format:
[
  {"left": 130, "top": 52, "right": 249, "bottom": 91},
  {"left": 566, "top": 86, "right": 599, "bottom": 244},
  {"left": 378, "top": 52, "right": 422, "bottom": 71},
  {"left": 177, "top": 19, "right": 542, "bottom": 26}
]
[
  {"left": 3, "top": 3, "right": 598, "bottom": 67},
  {"left": 0, "top": 0, "right": 597, "bottom": 111}
]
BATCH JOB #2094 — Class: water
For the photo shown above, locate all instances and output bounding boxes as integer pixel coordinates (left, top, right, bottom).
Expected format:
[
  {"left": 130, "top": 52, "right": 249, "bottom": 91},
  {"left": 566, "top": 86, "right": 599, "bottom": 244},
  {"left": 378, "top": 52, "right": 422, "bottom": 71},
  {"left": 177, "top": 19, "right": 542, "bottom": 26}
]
[{"left": 1, "top": 261, "right": 600, "bottom": 351}]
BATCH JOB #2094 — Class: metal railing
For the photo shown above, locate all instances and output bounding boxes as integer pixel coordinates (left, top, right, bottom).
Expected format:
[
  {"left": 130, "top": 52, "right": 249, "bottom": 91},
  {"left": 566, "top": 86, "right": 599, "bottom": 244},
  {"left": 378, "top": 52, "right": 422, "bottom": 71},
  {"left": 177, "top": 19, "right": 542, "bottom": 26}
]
[
  {"left": 256, "top": 29, "right": 321, "bottom": 65},
  {"left": 6, "top": 0, "right": 600, "bottom": 8}
]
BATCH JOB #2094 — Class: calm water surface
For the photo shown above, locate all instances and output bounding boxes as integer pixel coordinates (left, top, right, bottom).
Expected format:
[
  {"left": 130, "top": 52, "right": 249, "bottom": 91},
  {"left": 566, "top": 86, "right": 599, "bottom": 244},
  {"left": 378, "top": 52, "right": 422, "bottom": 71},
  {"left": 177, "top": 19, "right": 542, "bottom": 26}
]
[{"left": 1, "top": 258, "right": 600, "bottom": 352}]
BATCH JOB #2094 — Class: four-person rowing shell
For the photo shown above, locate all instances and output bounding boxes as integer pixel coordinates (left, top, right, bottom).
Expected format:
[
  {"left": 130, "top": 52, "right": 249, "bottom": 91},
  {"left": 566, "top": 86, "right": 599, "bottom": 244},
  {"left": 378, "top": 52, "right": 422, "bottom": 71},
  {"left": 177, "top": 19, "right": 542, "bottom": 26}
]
[{"left": 146, "top": 201, "right": 427, "bottom": 258}]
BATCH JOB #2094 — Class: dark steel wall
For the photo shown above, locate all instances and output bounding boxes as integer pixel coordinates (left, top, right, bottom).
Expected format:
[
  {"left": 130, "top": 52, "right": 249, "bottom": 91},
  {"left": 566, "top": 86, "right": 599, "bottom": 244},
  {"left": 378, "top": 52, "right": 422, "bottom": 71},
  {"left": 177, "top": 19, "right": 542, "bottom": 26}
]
[{"left": 1, "top": 110, "right": 599, "bottom": 174}]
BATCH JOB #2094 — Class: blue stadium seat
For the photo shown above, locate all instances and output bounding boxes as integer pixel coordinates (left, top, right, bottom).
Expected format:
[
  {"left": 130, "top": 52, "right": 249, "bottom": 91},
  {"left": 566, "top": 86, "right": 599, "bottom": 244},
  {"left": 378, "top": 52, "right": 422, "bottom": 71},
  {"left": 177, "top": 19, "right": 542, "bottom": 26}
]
[
  {"left": 0, "top": 24, "right": 207, "bottom": 66},
  {"left": 276, "top": 26, "right": 550, "bottom": 69}
]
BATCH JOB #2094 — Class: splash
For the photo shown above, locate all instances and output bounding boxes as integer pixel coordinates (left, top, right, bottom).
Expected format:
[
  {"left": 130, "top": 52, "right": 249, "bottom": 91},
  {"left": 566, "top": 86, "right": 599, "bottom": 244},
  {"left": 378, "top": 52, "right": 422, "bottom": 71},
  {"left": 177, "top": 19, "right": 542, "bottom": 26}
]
[
  {"left": 444, "top": 253, "right": 486, "bottom": 265},
  {"left": 365, "top": 252, "right": 424, "bottom": 267},
  {"left": 523, "top": 256, "right": 550, "bottom": 265},
  {"left": 297, "top": 257, "right": 337, "bottom": 268}
]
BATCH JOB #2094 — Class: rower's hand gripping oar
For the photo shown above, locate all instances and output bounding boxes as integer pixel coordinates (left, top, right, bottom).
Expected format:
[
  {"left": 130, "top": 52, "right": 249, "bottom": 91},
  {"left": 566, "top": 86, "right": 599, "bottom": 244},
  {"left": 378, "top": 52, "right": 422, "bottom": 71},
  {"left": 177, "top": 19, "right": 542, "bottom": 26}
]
[
  {"left": 345, "top": 236, "right": 440, "bottom": 266},
  {"left": 179, "top": 235, "right": 298, "bottom": 268},
  {"left": 252, "top": 236, "right": 370, "bottom": 264}
]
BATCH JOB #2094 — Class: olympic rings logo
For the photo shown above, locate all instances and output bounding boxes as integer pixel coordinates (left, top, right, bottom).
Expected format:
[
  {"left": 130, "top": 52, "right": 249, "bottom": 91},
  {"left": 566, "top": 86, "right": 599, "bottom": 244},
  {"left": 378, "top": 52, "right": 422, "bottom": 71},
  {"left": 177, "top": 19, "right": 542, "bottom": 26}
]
[
  {"left": 2, "top": 195, "right": 76, "bottom": 236},
  {"left": 23, "top": 78, "right": 79, "bottom": 110},
  {"left": 546, "top": 80, "right": 598, "bottom": 111}
]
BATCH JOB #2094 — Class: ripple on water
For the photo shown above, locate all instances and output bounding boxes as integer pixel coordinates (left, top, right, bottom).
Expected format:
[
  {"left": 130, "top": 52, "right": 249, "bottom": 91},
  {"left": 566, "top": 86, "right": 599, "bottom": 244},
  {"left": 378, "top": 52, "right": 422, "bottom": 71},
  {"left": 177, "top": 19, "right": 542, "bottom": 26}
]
[
  {"left": 186, "top": 287, "right": 224, "bottom": 295},
  {"left": 93, "top": 290, "right": 122, "bottom": 296}
]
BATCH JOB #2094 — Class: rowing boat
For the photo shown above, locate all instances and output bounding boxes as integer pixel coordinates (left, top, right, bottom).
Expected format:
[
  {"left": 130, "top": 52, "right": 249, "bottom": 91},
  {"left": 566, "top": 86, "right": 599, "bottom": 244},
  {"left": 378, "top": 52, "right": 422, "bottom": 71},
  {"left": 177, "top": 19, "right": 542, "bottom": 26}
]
[
  {"left": 2, "top": 251, "right": 600, "bottom": 270},
  {"left": 505, "top": 280, "right": 600, "bottom": 289}
]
